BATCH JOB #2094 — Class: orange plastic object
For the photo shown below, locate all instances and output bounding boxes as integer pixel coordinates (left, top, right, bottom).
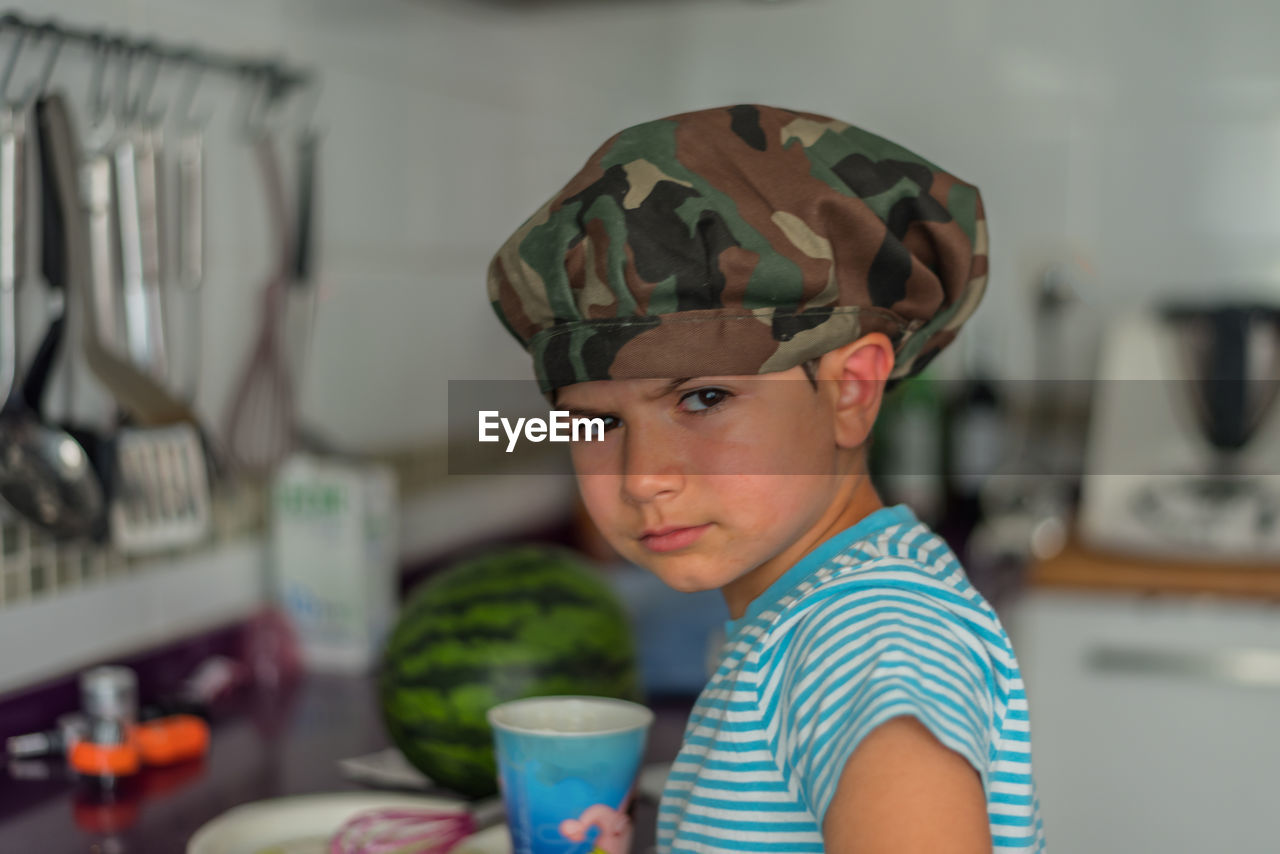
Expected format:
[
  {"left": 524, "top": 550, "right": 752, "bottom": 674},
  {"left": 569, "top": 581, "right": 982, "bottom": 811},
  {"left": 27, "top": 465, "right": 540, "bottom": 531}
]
[
  {"left": 69, "top": 739, "right": 140, "bottom": 779},
  {"left": 132, "top": 715, "right": 209, "bottom": 767}
]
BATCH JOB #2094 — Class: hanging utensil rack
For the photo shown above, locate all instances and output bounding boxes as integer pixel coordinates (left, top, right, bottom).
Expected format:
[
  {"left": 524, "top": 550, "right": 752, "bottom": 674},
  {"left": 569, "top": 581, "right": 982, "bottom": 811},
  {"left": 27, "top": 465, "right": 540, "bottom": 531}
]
[
  {"left": 0, "top": 12, "right": 316, "bottom": 608},
  {"left": 0, "top": 11, "right": 314, "bottom": 101}
]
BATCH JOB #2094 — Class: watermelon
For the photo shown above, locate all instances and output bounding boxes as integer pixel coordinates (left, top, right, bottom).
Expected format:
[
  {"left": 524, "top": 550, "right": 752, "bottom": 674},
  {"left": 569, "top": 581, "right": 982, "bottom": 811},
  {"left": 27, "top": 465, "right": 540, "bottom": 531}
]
[{"left": 378, "top": 545, "right": 641, "bottom": 798}]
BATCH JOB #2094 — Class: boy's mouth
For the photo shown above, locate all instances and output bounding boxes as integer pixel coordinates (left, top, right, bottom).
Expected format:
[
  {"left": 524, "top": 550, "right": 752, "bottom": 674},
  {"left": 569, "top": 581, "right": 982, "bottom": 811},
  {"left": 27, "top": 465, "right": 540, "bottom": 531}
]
[{"left": 639, "top": 524, "right": 710, "bottom": 553}]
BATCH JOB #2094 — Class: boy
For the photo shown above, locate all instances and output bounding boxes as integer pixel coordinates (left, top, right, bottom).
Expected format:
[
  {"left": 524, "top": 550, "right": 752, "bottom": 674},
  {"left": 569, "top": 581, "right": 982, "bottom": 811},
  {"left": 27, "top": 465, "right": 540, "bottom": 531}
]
[{"left": 487, "top": 105, "right": 1045, "bottom": 853}]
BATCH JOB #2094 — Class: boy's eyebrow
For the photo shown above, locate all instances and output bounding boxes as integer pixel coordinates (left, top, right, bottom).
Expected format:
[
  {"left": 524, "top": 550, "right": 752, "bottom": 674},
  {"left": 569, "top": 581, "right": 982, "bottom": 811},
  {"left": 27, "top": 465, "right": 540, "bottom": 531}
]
[
  {"left": 557, "top": 377, "right": 694, "bottom": 414},
  {"left": 649, "top": 378, "right": 693, "bottom": 400},
  {"left": 562, "top": 405, "right": 606, "bottom": 419}
]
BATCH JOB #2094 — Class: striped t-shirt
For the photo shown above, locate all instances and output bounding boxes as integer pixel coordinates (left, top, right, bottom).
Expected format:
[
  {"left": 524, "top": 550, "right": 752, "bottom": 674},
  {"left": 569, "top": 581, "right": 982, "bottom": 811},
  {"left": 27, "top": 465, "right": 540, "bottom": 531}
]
[{"left": 657, "top": 504, "right": 1046, "bottom": 853}]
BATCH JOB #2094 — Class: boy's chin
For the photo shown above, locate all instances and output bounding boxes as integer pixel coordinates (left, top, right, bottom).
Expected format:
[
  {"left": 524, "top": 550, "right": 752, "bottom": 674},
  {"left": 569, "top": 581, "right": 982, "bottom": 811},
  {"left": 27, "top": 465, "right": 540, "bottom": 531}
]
[
  {"left": 657, "top": 575, "right": 718, "bottom": 594},
  {"left": 639, "top": 559, "right": 737, "bottom": 595}
]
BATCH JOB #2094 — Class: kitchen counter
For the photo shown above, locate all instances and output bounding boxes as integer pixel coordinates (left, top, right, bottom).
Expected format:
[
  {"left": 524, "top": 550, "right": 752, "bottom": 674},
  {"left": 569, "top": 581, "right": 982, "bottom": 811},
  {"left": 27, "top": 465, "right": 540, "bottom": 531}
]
[
  {"left": 1007, "top": 575, "right": 1280, "bottom": 853},
  {"left": 1028, "top": 540, "right": 1280, "bottom": 601},
  {"left": 0, "top": 673, "right": 693, "bottom": 853}
]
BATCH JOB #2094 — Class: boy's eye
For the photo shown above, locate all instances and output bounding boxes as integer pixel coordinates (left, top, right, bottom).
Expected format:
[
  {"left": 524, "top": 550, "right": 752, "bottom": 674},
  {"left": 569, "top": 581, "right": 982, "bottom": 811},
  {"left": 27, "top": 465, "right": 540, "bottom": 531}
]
[
  {"left": 574, "top": 414, "right": 620, "bottom": 435},
  {"left": 678, "top": 387, "right": 732, "bottom": 413}
]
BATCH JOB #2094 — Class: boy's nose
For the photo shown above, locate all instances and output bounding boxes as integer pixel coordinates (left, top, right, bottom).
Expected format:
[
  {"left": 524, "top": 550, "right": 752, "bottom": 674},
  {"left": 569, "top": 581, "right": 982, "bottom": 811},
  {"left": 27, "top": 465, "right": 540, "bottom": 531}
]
[{"left": 619, "top": 423, "right": 685, "bottom": 504}]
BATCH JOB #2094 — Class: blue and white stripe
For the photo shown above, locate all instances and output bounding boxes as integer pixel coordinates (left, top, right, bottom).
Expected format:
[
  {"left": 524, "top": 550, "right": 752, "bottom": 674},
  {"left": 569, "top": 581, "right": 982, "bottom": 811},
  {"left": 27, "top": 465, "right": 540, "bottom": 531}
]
[{"left": 657, "top": 505, "right": 1046, "bottom": 852}]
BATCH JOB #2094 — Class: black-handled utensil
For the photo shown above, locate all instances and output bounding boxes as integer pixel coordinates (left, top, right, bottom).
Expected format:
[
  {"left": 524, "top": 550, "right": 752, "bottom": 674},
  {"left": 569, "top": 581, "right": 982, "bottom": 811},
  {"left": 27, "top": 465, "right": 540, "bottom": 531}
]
[
  {"left": 0, "top": 93, "right": 104, "bottom": 538},
  {"left": 292, "top": 130, "right": 317, "bottom": 284}
]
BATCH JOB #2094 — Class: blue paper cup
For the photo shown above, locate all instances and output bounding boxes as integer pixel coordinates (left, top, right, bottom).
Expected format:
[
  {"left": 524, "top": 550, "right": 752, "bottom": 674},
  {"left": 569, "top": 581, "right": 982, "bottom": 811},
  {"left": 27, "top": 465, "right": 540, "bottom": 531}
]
[{"left": 488, "top": 696, "right": 654, "bottom": 854}]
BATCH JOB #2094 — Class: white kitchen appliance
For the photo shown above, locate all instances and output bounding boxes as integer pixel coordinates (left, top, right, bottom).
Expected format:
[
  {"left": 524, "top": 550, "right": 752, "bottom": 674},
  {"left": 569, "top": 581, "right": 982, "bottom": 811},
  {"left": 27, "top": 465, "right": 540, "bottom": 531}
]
[{"left": 1078, "top": 302, "right": 1280, "bottom": 561}]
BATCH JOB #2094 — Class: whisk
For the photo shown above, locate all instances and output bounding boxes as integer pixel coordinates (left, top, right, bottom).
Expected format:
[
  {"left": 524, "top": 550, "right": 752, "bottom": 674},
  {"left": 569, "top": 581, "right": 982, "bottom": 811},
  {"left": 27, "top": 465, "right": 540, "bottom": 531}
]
[
  {"left": 329, "top": 807, "right": 477, "bottom": 854},
  {"left": 224, "top": 131, "right": 295, "bottom": 475}
]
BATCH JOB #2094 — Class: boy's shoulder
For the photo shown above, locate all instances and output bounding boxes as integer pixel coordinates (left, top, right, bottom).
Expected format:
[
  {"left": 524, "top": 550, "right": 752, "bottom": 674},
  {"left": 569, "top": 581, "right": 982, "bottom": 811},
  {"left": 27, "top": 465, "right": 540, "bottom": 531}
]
[
  {"left": 747, "top": 511, "right": 1004, "bottom": 654},
  {"left": 791, "top": 510, "right": 977, "bottom": 603},
  {"left": 733, "top": 518, "right": 1015, "bottom": 703}
]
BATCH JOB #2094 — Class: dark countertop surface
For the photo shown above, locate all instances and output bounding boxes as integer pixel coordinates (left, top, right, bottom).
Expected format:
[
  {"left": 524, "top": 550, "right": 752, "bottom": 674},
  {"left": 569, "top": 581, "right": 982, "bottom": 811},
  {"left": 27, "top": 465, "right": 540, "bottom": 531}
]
[{"left": 0, "top": 674, "right": 693, "bottom": 854}]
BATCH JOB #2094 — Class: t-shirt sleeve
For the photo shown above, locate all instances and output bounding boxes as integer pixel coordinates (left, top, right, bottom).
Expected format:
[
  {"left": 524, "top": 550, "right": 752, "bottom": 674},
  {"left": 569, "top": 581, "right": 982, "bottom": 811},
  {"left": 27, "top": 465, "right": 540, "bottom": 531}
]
[{"left": 770, "top": 586, "right": 994, "bottom": 824}]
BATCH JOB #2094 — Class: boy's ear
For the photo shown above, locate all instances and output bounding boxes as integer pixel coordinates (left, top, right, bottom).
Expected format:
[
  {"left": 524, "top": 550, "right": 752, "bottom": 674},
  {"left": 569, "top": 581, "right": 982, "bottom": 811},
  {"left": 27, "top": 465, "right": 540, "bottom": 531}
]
[{"left": 817, "top": 333, "right": 895, "bottom": 449}]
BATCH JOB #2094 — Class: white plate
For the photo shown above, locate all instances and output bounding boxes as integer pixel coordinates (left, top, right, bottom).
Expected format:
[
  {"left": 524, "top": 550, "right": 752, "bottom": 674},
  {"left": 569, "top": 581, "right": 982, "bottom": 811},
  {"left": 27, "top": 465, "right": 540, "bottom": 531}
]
[
  {"left": 451, "top": 824, "right": 513, "bottom": 854},
  {"left": 186, "top": 791, "right": 485, "bottom": 854}
]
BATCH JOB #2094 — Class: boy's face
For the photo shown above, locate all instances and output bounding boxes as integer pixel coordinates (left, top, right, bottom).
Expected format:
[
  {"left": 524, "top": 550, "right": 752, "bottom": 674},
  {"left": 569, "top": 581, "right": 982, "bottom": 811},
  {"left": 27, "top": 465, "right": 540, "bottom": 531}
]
[{"left": 558, "top": 361, "right": 880, "bottom": 606}]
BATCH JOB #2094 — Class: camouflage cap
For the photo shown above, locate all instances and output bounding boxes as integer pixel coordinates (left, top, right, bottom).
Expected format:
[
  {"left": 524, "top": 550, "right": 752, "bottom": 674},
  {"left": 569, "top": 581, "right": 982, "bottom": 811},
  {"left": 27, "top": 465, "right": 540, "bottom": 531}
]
[{"left": 487, "top": 104, "right": 988, "bottom": 394}]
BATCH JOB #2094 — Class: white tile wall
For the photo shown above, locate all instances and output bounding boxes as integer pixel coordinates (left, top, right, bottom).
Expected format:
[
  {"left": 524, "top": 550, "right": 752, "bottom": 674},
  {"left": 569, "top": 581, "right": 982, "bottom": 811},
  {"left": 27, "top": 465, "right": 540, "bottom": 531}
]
[{"left": 10, "top": 0, "right": 1280, "bottom": 436}]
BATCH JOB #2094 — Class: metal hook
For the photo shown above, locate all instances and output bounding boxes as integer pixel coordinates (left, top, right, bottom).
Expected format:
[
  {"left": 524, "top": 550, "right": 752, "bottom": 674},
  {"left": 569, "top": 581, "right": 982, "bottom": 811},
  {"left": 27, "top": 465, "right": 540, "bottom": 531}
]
[
  {"left": 173, "top": 56, "right": 209, "bottom": 129},
  {"left": 129, "top": 43, "right": 165, "bottom": 125},
  {"left": 291, "top": 73, "right": 320, "bottom": 137},
  {"left": 0, "top": 27, "right": 36, "bottom": 108},
  {"left": 238, "top": 68, "right": 278, "bottom": 138},
  {"left": 85, "top": 36, "right": 112, "bottom": 128},
  {"left": 34, "top": 25, "right": 64, "bottom": 95},
  {"left": 113, "top": 41, "right": 134, "bottom": 124}
]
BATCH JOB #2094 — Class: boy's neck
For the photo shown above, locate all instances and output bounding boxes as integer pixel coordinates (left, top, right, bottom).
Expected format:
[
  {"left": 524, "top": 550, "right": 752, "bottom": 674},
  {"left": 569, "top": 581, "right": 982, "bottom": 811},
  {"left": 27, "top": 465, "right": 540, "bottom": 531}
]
[{"left": 720, "top": 475, "right": 885, "bottom": 620}]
